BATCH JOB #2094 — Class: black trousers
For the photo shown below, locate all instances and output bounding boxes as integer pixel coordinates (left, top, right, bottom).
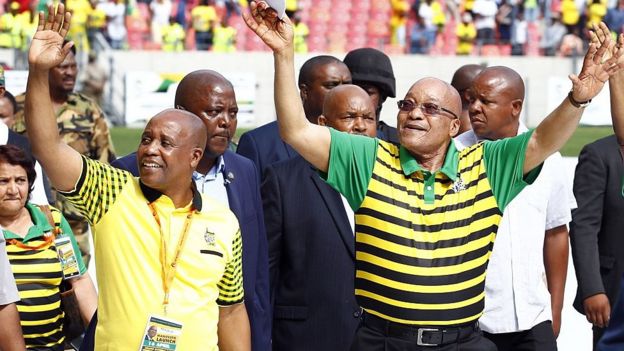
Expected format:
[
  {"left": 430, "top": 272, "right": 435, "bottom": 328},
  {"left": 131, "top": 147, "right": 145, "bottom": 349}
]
[
  {"left": 350, "top": 322, "right": 498, "bottom": 351},
  {"left": 483, "top": 321, "right": 557, "bottom": 351}
]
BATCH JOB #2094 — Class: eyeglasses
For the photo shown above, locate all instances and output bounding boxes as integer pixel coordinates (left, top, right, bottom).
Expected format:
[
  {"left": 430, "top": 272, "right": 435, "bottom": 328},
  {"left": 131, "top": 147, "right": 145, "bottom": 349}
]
[{"left": 397, "top": 100, "right": 459, "bottom": 119}]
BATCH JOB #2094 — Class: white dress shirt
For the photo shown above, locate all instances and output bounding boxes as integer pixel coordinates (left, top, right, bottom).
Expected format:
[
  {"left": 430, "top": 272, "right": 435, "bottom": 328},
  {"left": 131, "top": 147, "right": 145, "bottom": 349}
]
[
  {"left": 0, "top": 122, "right": 48, "bottom": 206},
  {"left": 192, "top": 155, "right": 230, "bottom": 207},
  {"left": 0, "top": 235, "right": 19, "bottom": 305},
  {"left": 455, "top": 125, "right": 577, "bottom": 333}
]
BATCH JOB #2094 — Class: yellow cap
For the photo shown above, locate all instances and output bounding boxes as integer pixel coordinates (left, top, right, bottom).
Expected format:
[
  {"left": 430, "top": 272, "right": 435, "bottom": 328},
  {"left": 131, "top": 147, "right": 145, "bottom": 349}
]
[{"left": 10, "top": 2, "right": 19, "bottom": 10}]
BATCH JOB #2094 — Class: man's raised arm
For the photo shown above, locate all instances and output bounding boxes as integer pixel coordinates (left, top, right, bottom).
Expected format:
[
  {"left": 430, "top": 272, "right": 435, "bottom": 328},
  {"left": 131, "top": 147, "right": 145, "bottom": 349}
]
[
  {"left": 608, "top": 34, "right": 624, "bottom": 144},
  {"left": 523, "top": 22, "right": 623, "bottom": 174},
  {"left": 25, "top": 4, "right": 83, "bottom": 191},
  {"left": 242, "top": 1, "right": 331, "bottom": 172}
]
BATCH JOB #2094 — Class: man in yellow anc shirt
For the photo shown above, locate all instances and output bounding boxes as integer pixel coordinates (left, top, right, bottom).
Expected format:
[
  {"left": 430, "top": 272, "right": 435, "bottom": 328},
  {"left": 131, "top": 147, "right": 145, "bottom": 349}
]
[
  {"left": 245, "top": 2, "right": 623, "bottom": 349},
  {"left": 456, "top": 12, "right": 476, "bottom": 55},
  {"left": 213, "top": 17, "right": 236, "bottom": 52},
  {"left": 26, "top": 5, "right": 251, "bottom": 350},
  {"left": 192, "top": 0, "right": 218, "bottom": 50},
  {"left": 0, "top": 2, "right": 23, "bottom": 49},
  {"left": 162, "top": 16, "right": 185, "bottom": 52}
]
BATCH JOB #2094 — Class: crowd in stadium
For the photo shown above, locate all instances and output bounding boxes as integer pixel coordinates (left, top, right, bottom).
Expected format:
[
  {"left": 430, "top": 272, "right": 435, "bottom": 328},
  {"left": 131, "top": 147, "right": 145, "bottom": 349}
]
[
  {"left": 0, "top": 0, "right": 622, "bottom": 55},
  {"left": 2, "top": 1, "right": 624, "bottom": 351}
]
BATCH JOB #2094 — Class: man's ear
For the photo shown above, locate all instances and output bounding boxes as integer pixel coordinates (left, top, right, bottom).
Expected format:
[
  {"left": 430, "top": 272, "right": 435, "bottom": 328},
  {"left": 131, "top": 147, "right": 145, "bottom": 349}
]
[
  {"left": 449, "top": 118, "right": 461, "bottom": 138},
  {"left": 299, "top": 83, "right": 308, "bottom": 102},
  {"left": 190, "top": 147, "right": 203, "bottom": 169},
  {"left": 317, "top": 115, "right": 327, "bottom": 126},
  {"left": 511, "top": 99, "right": 523, "bottom": 119}
]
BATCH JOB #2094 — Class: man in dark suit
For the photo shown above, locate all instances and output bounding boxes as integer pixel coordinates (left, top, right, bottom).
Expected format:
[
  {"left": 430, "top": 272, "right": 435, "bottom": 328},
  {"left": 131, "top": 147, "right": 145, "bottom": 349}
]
[
  {"left": 262, "top": 84, "right": 377, "bottom": 350},
  {"left": 111, "top": 70, "right": 271, "bottom": 351},
  {"left": 343, "top": 47, "right": 399, "bottom": 144},
  {"left": 237, "top": 55, "right": 351, "bottom": 180},
  {"left": 570, "top": 25, "right": 624, "bottom": 351}
]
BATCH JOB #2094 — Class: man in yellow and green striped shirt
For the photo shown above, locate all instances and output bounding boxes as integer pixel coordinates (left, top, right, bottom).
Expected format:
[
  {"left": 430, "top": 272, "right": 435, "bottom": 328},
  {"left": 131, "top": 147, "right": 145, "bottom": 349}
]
[{"left": 245, "top": 3, "right": 622, "bottom": 349}]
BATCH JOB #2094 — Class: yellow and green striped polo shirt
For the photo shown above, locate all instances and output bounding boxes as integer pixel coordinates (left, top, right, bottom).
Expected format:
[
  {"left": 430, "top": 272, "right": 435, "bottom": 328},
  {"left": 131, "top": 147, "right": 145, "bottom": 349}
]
[
  {"left": 325, "top": 128, "right": 541, "bottom": 326},
  {"left": 60, "top": 157, "right": 244, "bottom": 351},
  {"left": 4, "top": 203, "right": 86, "bottom": 350}
]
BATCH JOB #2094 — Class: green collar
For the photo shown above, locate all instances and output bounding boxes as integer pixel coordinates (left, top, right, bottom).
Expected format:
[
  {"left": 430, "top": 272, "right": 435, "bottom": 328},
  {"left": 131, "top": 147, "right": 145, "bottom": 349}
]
[
  {"left": 399, "top": 140, "right": 458, "bottom": 181},
  {"left": 2, "top": 203, "right": 53, "bottom": 242}
]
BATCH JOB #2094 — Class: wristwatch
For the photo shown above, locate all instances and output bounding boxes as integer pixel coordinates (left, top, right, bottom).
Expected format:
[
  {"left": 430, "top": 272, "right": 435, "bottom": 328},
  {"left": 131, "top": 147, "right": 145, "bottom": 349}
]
[{"left": 568, "top": 91, "right": 592, "bottom": 108}]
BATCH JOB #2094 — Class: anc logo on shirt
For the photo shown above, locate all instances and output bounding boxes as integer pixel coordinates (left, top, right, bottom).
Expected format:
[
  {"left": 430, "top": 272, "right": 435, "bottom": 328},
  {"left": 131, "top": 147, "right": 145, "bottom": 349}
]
[{"left": 204, "top": 229, "right": 215, "bottom": 247}]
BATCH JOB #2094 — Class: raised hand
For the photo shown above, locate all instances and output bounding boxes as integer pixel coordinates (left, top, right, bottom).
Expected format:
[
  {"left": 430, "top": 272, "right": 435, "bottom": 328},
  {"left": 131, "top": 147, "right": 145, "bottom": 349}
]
[
  {"left": 568, "top": 22, "right": 623, "bottom": 103},
  {"left": 591, "top": 22, "right": 624, "bottom": 69},
  {"left": 29, "top": 4, "right": 73, "bottom": 71},
  {"left": 242, "top": 1, "right": 293, "bottom": 54}
]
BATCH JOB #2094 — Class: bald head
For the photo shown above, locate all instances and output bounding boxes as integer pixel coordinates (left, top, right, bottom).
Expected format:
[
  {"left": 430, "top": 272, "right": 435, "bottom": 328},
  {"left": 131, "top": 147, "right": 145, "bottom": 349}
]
[
  {"left": 319, "top": 84, "right": 377, "bottom": 137},
  {"left": 175, "top": 69, "right": 233, "bottom": 110},
  {"left": 468, "top": 66, "right": 525, "bottom": 140},
  {"left": 409, "top": 77, "right": 462, "bottom": 117},
  {"left": 148, "top": 108, "right": 207, "bottom": 150},
  {"left": 451, "top": 64, "right": 485, "bottom": 95},
  {"left": 322, "top": 84, "right": 374, "bottom": 118},
  {"left": 475, "top": 66, "right": 525, "bottom": 101}
]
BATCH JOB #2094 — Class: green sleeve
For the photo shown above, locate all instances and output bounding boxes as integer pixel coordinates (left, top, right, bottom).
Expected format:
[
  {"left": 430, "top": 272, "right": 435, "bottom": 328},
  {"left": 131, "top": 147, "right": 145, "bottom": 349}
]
[
  {"left": 482, "top": 129, "right": 542, "bottom": 211},
  {"left": 324, "top": 128, "right": 379, "bottom": 210},
  {"left": 59, "top": 215, "right": 87, "bottom": 275}
]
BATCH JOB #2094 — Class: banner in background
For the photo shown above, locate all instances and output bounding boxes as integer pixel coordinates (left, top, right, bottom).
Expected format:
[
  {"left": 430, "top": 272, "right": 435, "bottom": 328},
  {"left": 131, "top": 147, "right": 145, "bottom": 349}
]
[
  {"left": 548, "top": 76, "right": 612, "bottom": 126},
  {"left": 125, "top": 71, "right": 257, "bottom": 127}
]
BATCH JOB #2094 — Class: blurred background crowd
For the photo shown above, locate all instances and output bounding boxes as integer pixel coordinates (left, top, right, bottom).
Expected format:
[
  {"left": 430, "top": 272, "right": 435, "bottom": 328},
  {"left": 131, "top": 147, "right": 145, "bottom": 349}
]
[{"left": 0, "top": 0, "right": 621, "bottom": 57}]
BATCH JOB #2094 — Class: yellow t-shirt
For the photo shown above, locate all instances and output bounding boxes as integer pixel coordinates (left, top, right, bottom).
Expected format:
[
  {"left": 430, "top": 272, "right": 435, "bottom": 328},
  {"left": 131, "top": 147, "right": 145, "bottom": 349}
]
[
  {"left": 191, "top": 5, "right": 218, "bottom": 32},
  {"left": 213, "top": 25, "right": 237, "bottom": 52},
  {"left": 561, "top": 0, "right": 580, "bottom": 25},
  {"left": 61, "top": 157, "right": 244, "bottom": 351},
  {"left": 456, "top": 22, "right": 476, "bottom": 54},
  {"left": 293, "top": 22, "right": 309, "bottom": 53}
]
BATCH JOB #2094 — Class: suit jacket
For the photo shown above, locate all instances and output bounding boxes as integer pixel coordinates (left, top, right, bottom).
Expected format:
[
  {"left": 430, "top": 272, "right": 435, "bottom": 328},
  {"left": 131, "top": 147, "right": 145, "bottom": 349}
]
[
  {"left": 236, "top": 121, "right": 297, "bottom": 182},
  {"left": 111, "top": 151, "right": 272, "bottom": 351},
  {"left": 262, "top": 155, "right": 360, "bottom": 351},
  {"left": 571, "top": 135, "right": 624, "bottom": 313},
  {"left": 377, "top": 121, "right": 399, "bottom": 144}
]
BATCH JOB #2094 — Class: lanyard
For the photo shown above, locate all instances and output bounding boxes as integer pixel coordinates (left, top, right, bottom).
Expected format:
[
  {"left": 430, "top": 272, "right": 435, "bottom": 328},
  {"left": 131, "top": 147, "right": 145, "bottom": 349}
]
[{"left": 149, "top": 203, "right": 195, "bottom": 315}]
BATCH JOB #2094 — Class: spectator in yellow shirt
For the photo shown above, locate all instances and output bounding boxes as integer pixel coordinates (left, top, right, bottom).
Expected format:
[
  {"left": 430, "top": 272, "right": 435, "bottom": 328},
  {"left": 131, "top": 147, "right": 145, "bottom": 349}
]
[
  {"left": 390, "top": 0, "right": 410, "bottom": 48},
  {"left": 192, "top": 0, "right": 218, "bottom": 50},
  {"left": 0, "top": 2, "right": 23, "bottom": 49},
  {"left": 587, "top": 0, "right": 607, "bottom": 28},
  {"left": 561, "top": 0, "right": 580, "bottom": 33},
  {"left": 456, "top": 12, "right": 476, "bottom": 54},
  {"left": 67, "top": 0, "right": 92, "bottom": 52},
  {"left": 293, "top": 11, "right": 309, "bottom": 53},
  {"left": 213, "top": 17, "right": 236, "bottom": 52},
  {"left": 162, "top": 16, "right": 185, "bottom": 52}
]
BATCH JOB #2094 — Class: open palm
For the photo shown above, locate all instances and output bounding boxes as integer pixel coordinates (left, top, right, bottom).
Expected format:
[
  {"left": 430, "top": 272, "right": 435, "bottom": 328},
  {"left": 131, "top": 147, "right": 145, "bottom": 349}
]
[
  {"left": 29, "top": 4, "right": 73, "bottom": 71},
  {"left": 569, "top": 23, "right": 623, "bottom": 102}
]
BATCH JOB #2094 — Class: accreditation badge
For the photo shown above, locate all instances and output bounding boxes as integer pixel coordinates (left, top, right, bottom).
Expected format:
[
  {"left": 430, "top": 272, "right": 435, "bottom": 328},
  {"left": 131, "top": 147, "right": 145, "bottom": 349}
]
[
  {"left": 139, "top": 315, "right": 183, "bottom": 351},
  {"left": 54, "top": 236, "right": 80, "bottom": 279}
]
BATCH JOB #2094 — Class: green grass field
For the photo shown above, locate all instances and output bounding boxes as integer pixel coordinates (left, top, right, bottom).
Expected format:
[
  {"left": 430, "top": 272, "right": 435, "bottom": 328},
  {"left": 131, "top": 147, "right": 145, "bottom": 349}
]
[{"left": 111, "top": 126, "right": 615, "bottom": 158}]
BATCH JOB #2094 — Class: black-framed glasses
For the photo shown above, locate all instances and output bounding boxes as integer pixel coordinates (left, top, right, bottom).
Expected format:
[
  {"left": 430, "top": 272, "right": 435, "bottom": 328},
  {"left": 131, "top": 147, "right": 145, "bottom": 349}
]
[{"left": 397, "top": 100, "right": 459, "bottom": 119}]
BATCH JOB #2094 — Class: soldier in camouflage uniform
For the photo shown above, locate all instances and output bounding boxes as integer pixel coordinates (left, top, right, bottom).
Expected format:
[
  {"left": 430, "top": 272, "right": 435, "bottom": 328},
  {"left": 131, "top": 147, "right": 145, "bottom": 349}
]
[{"left": 11, "top": 43, "right": 116, "bottom": 266}]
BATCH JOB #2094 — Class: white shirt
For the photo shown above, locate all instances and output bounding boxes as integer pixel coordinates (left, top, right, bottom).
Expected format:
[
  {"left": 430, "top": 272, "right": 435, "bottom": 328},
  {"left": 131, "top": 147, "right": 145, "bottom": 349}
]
[
  {"left": 100, "top": 2, "right": 127, "bottom": 41},
  {"left": 0, "top": 122, "right": 48, "bottom": 206},
  {"left": 472, "top": 0, "right": 498, "bottom": 29},
  {"left": 0, "top": 235, "right": 19, "bottom": 305},
  {"left": 192, "top": 155, "right": 230, "bottom": 207},
  {"left": 455, "top": 125, "right": 577, "bottom": 333},
  {"left": 340, "top": 194, "right": 355, "bottom": 233},
  {"left": 150, "top": 0, "right": 172, "bottom": 25}
]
